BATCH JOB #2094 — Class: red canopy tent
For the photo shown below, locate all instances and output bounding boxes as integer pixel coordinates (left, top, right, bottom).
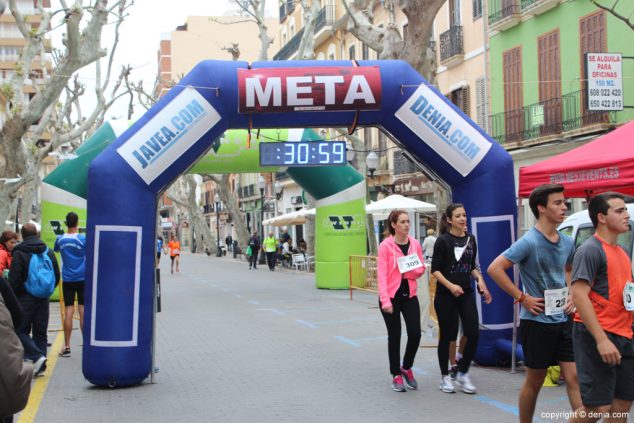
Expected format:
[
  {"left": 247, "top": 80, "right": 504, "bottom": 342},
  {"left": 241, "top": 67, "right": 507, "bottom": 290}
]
[{"left": 518, "top": 121, "right": 634, "bottom": 198}]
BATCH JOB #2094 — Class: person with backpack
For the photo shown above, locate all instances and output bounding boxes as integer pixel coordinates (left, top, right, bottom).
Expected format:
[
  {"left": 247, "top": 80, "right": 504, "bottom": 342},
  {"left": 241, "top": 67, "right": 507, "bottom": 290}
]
[{"left": 8, "top": 223, "right": 60, "bottom": 377}]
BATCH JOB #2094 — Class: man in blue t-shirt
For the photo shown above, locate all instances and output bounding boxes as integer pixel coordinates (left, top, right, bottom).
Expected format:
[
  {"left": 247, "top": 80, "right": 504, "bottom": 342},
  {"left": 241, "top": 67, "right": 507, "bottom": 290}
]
[
  {"left": 53, "top": 212, "right": 86, "bottom": 358},
  {"left": 488, "top": 184, "right": 581, "bottom": 423}
]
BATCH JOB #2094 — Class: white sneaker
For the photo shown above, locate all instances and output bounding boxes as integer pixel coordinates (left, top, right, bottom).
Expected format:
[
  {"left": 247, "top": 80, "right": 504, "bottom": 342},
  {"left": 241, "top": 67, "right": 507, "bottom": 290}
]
[
  {"left": 457, "top": 372, "right": 476, "bottom": 394},
  {"left": 439, "top": 375, "right": 455, "bottom": 393},
  {"left": 33, "top": 356, "right": 47, "bottom": 377}
]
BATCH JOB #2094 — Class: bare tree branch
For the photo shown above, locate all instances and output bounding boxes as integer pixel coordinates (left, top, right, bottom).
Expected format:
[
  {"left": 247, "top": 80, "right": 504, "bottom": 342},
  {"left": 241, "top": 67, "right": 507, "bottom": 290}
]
[
  {"left": 0, "top": 0, "right": 136, "bottom": 225},
  {"left": 590, "top": 0, "right": 634, "bottom": 30}
]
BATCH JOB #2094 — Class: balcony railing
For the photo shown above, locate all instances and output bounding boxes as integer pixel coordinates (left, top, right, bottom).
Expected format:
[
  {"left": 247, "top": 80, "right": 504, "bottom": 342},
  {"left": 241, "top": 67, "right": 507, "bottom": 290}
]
[
  {"left": 488, "top": 0, "right": 521, "bottom": 25},
  {"left": 273, "top": 27, "right": 305, "bottom": 60},
  {"left": 490, "top": 90, "right": 614, "bottom": 145},
  {"left": 439, "top": 26, "right": 463, "bottom": 63},
  {"left": 315, "top": 5, "right": 336, "bottom": 33},
  {"left": 521, "top": 0, "right": 559, "bottom": 14},
  {"left": 279, "top": 0, "right": 295, "bottom": 22}
]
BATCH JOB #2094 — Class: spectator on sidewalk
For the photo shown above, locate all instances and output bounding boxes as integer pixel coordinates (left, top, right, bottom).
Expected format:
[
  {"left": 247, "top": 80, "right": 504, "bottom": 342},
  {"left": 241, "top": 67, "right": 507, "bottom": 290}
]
[
  {"left": 263, "top": 232, "right": 277, "bottom": 271},
  {"left": 225, "top": 235, "right": 233, "bottom": 252},
  {"left": 8, "top": 223, "right": 60, "bottom": 378},
  {"left": 420, "top": 228, "right": 437, "bottom": 337},
  {"left": 247, "top": 232, "right": 261, "bottom": 270},
  {"left": 0, "top": 285, "right": 32, "bottom": 423},
  {"left": 0, "top": 231, "right": 18, "bottom": 278},
  {"left": 156, "top": 235, "right": 163, "bottom": 266},
  {"left": 281, "top": 237, "right": 293, "bottom": 268}
]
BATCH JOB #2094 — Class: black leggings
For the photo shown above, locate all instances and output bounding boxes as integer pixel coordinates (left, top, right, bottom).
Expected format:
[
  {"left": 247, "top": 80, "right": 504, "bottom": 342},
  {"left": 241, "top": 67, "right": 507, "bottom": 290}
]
[
  {"left": 434, "top": 290, "right": 479, "bottom": 375},
  {"left": 380, "top": 295, "right": 421, "bottom": 376},
  {"left": 249, "top": 250, "right": 258, "bottom": 268},
  {"left": 266, "top": 252, "right": 276, "bottom": 269}
]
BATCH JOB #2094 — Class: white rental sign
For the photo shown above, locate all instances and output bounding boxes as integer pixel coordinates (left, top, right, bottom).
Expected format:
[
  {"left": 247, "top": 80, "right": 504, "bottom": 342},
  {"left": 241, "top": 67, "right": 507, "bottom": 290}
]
[{"left": 586, "top": 53, "right": 623, "bottom": 111}]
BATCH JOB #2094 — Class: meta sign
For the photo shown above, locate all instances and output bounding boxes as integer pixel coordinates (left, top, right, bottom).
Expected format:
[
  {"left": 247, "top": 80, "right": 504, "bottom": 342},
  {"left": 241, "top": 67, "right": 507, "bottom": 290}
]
[
  {"left": 586, "top": 53, "right": 623, "bottom": 111},
  {"left": 237, "top": 67, "right": 382, "bottom": 113}
]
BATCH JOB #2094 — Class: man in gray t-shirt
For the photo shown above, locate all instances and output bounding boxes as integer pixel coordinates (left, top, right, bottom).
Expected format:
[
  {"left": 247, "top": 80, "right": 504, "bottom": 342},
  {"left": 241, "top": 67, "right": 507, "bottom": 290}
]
[
  {"left": 488, "top": 184, "right": 580, "bottom": 423},
  {"left": 503, "top": 227, "right": 574, "bottom": 324}
]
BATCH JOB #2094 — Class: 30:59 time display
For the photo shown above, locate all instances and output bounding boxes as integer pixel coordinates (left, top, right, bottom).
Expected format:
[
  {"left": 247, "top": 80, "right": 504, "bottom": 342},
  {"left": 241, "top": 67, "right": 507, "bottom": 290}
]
[{"left": 259, "top": 141, "right": 347, "bottom": 167}]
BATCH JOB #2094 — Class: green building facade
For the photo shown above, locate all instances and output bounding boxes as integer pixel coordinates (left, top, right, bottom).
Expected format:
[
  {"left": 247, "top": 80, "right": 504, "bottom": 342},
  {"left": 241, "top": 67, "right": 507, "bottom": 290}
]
[{"left": 487, "top": 0, "right": 634, "bottom": 146}]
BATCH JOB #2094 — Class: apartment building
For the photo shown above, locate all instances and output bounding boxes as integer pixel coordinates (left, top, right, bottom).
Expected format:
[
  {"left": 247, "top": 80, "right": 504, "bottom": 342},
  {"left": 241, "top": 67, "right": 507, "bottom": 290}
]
[{"left": 487, "top": 0, "right": 634, "bottom": 226}]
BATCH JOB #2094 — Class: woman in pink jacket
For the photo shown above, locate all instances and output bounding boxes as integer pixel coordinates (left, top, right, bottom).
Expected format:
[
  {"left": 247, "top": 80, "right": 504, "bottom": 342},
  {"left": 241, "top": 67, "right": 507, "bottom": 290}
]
[{"left": 377, "top": 209, "right": 426, "bottom": 392}]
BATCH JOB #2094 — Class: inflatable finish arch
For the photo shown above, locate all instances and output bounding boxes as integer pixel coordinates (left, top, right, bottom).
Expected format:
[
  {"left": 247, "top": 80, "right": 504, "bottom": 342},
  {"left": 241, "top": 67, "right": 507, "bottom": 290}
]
[{"left": 85, "top": 60, "right": 517, "bottom": 386}]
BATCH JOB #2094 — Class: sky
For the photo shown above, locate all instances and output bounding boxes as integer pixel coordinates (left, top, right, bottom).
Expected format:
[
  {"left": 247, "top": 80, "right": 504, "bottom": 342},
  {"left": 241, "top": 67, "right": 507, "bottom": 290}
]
[{"left": 50, "top": 0, "right": 277, "bottom": 120}]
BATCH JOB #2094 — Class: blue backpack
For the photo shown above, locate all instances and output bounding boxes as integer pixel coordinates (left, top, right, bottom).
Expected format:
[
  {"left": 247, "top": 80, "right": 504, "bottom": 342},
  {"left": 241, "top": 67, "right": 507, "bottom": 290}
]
[{"left": 25, "top": 247, "right": 56, "bottom": 298}]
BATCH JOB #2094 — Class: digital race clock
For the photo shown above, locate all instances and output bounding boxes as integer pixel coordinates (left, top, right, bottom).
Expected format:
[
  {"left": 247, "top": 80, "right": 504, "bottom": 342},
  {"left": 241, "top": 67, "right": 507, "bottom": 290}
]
[{"left": 259, "top": 141, "right": 347, "bottom": 167}]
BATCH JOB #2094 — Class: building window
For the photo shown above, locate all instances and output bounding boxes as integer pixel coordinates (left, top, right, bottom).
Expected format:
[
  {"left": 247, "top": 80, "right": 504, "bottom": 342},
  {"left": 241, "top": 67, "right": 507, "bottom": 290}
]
[
  {"left": 503, "top": 46, "right": 523, "bottom": 141},
  {"left": 450, "top": 86, "right": 470, "bottom": 116},
  {"left": 475, "top": 77, "right": 487, "bottom": 131},
  {"left": 349, "top": 44, "right": 356, "bottom": 60},
  {"left": 362, "top": 43, "right": 369, "bottom": 60},
  {"left": 538, "top": 30, "right": 561, "bottom": 135},
  {"left": 472, "top": 0, "right": 482, "bottom": 20},
  {"left": 450, "top": 0, "right": 461, "bottom": 26},
  {"left": 580, "top": 10, "right": 607, "bottom": 123}
]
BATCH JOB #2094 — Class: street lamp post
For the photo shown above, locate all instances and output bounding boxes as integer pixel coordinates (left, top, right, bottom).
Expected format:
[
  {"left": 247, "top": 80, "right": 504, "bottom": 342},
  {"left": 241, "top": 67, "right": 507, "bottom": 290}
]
[
  {"left": 258, "top": 175, "right": 266, "bottom": 265},
  {"left": 274, "top": 180, "right": 283, "bottom": 237},
  {"left": 366, "top": 151, "right": 379, "bottom": 178},
  {"left": 214, "top": 193, "right": 221, "bottom": 257}
]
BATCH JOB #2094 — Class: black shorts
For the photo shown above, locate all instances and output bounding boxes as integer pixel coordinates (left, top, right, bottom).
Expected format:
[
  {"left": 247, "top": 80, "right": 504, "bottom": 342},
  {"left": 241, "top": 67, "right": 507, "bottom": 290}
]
[
  {"left": 519, "top": 318, "right": 574, "bottom": 369},
  {"left": 573, "top": 322, "right": 634, "bottom": 407},
  {"left": 170, "top": 255, "right": 179, "bottom": 262},
  {"left": 62, "top": 281, "right": 85, "bottom": 306},
  {"left": 157, "top": 252, "right": 161, "bottom": 260}
]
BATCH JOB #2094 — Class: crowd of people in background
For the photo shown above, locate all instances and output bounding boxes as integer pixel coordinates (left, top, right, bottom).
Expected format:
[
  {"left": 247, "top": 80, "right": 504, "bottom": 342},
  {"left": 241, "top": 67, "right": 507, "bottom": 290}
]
[{"left": 243, "top": 228, "right": 309, "bottom": 271}]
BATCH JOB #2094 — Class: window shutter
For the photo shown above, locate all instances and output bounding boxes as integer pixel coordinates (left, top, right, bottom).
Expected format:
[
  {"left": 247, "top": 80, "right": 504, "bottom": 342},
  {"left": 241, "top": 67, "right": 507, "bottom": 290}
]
[
  {"left": 472, "top": 0, "right": 482, "bottom": 19},
  {"left": 461, "top": 86, "right": 470, "bottom": 116},
  {"left": 476, "top": 77, "right": 487, "bottom": 131}
]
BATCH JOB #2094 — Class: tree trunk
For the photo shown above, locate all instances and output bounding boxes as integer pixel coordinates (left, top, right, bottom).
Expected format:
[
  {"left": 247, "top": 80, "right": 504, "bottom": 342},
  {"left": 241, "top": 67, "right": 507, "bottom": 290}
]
[
  {"left": 207, "top": 174, "right": 250, "bottom": 249},
  {"left": 167, "top": 175, "right": 216, "bottom": 254}
]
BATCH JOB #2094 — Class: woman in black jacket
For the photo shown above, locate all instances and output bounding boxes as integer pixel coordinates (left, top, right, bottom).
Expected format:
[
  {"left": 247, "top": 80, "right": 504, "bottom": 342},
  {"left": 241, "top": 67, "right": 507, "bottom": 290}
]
[{"left": 432, "top": 203, "right": 491, "bottom": 395}]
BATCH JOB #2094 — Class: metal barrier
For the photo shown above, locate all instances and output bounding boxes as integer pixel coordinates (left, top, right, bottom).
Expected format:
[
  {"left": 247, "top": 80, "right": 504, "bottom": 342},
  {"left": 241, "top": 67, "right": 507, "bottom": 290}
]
[
  {"left": 349, "top": 255, "right": 438, "bottom": 325},
  {"left": 349, "top": 255, "right": 378, "bottom": 300}
]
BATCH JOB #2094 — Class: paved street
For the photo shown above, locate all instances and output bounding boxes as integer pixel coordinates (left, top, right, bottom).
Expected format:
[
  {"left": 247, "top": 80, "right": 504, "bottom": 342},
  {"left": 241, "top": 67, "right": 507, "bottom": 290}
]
[{"left": 22, "top": 252, "right": 590, "bottom": 423}]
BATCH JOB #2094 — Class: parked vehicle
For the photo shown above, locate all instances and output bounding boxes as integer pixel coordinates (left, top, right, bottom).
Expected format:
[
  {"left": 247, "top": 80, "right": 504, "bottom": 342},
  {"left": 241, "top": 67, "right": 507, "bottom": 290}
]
[{"left": 558, "top": 203, "right": 634, "bottom": 269}]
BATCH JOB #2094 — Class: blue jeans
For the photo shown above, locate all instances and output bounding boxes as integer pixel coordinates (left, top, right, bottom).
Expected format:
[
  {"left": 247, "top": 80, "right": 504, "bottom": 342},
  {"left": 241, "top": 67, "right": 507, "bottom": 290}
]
[{"left": 16, "top": 293, "right": 49, "bottom": 361}]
